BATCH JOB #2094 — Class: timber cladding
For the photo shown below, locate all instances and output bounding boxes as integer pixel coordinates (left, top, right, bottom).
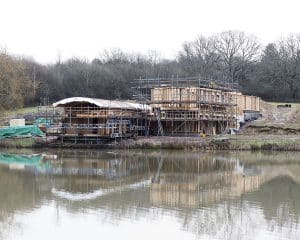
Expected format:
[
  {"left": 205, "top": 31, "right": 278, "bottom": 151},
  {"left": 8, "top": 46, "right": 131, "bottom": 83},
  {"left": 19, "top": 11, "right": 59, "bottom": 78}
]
[
  {"left": 231, "top": 92, "right": 261, "bottom": 115},
  {"left": 151, "top": 87, "right": 232, "bottom": 109},
  {"left": 149, "top": 86, "right": 237, "bottom": 135},
  {"left": 151, "top": 87, "right": 260, "bottom": 113}
]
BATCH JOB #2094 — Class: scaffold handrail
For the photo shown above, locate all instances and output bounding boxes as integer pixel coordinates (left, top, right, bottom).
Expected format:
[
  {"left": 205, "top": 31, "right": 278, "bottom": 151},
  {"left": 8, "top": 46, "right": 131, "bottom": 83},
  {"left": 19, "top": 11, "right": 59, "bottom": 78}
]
[{"left": 131, "top": 76, "right": 238, "bottom": 92}]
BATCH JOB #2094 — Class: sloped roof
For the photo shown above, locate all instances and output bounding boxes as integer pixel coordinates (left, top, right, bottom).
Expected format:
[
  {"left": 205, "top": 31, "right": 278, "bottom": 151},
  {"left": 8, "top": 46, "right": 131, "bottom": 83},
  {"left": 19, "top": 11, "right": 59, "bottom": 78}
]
[{"left": 52, "top": 97, "right": 151, "bottom": 111}]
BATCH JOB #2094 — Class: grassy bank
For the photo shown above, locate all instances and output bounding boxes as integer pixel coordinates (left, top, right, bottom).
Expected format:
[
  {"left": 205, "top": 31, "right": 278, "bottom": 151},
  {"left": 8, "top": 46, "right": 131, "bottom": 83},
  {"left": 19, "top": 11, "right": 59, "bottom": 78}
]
[
  {"left": 227, "top": 135, "right": 300, "bottom": 151},
  {"left": 0, "top": 107, "right": 38, "bottom": 126},
  {"left": 3, "top": 107, "right": 38, "bottom": 116},
  {"left": 0, "top": 138, "right": 36, "bottom": 148},
  {"left": 1, "top": 135, "right": 300, "bottom": 151},
  {"left": 116, "top": 135, "right": 300, "bottom": 151}
]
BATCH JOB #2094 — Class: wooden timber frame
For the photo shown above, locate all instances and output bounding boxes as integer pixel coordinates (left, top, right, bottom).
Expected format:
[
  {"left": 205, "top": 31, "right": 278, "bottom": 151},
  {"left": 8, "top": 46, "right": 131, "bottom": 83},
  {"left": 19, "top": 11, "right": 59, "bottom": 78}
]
[
  {"left": 132, "top": 76, "right": 238, "bottom": 136},
  {"left": 38, "top": 98, "right": 151, "bottom": 144}
]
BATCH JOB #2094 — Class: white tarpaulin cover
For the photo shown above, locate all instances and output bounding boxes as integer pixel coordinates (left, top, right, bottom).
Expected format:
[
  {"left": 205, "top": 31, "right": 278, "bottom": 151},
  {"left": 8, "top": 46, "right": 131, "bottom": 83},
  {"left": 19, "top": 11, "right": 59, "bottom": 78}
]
[{"left": 53, "top": 97, "right": 151, "bottom": 111}]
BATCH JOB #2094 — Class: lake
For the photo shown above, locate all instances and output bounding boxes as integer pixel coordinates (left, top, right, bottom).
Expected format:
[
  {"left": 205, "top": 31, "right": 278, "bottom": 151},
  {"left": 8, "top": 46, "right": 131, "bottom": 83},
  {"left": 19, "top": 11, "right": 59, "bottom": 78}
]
[{"left": 0, "top": 149, "right": 300, "bottom": 240}]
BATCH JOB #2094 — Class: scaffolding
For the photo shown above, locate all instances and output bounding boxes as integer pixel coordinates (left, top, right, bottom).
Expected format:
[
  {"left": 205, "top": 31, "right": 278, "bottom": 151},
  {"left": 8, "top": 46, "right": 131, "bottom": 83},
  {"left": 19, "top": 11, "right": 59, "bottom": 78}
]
[
  {"left": 36, "top": 76, "right": 240, "bottom": 144},
  {"left": 132, "top": 76, "right": 238, "bottom": 136},
  {"left": 37, "top": 98, "right": 151, "bottom": 144}
]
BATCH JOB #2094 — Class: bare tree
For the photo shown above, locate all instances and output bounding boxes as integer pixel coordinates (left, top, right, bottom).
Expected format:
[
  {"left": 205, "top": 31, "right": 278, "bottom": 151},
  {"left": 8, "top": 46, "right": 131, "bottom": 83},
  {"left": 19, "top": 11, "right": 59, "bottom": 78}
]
[
  {"left": 213, "top": 31, "right": 261, "bottom": 82},
  {"left": 0, "top": 53, "right": 33, "bottom": 109},
  {"left": 178, "top": 36, "right": 220, "bottom": 78},
  {"left": 278, "top": 35, "right": 300, "bottom": 99}
]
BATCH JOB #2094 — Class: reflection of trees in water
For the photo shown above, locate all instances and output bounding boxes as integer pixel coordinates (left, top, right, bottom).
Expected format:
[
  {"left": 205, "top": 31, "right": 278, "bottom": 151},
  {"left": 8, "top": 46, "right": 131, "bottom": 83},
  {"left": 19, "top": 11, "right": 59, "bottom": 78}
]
[
  {"left": 174, "top": 176, "right": 300, "bottom": 239},
  {"left": 1, "top": 150, "right": 300, "bottom": 239},
  {"left": 176, "top": 200, "right": 262, "bottom": 239},
  {"left": 0, "top": 150, "right": 238, "bottom": 236},
  {"left": 244, "top": 176, "right": 300, "bottom": 227},
  {"left": 0, "top": 166, "right": 51, "bottom": 239}
]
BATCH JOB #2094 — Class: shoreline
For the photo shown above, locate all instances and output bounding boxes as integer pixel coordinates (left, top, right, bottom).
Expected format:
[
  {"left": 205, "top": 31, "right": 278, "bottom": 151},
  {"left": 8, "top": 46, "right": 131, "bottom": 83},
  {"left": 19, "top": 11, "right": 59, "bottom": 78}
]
[
  {"left": 117, "top": 135, "right": 300, "bottom": 151},
  {"left": 1, "top": 134, "right": 300, "bottom": 151}
]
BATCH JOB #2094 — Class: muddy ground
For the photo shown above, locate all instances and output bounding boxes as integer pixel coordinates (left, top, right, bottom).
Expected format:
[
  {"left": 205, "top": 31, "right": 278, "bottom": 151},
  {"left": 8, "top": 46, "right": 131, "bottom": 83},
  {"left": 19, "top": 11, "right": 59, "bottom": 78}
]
[{"left": 243, "top": 101, "right": 300, "bottom": 134}]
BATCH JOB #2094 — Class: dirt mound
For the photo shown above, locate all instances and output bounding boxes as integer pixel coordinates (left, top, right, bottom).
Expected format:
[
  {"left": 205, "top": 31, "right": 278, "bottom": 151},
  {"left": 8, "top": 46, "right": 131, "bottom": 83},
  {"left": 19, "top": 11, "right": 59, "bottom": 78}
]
[
  {"left": 245, "top": 101, "right": 300, "bottom": 134},
  {"left": 260, "top": 101, "right": 295, "bottom": 123}
]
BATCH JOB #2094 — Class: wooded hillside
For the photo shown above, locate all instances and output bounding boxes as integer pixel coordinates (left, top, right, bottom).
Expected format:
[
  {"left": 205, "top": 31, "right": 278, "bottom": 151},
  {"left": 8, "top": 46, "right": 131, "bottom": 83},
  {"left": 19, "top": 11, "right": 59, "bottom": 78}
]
[{"left": 1, "top": 30, "right": 300, "bottom": 110}]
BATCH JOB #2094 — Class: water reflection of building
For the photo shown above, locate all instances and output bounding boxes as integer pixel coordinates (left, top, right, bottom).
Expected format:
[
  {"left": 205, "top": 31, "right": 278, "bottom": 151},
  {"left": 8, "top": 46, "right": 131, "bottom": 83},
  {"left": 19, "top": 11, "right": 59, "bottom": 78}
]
[
  {"left": 149, "top": 155, "right": 262, "bottom": 207},
  {"left": 1, "top": 150, "right": 300, "bottom": 236},
  {"left": 39, "top": 151, "right": 152, "bottom": 194},
  {"left": 150, "top": 157, "right": 300, "bottom": 209},
  {"left": 150, "top": 174, "right": 261, "bottom": 208},
  {"left": 0, "top": 151, "right": 294, "bottom": 204}
]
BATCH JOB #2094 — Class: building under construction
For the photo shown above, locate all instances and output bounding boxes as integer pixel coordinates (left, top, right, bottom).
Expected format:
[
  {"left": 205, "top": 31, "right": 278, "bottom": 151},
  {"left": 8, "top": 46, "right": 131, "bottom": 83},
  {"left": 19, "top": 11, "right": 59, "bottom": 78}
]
[
  {"left": 132, "top": 76, "right": 244, "bottom": 136},
  {"left": 39, "top": 76, "right": 260, "bottom": 143},
  {"left": 42, "top": 97, "right": 151, "bottom": 143}
]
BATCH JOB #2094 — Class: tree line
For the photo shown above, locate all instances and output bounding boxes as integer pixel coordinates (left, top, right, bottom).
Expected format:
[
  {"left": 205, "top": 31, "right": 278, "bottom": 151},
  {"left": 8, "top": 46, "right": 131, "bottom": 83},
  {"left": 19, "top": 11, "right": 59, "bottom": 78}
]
[{"left": 1, "top": 30, "right": 300, "bottom": 110}]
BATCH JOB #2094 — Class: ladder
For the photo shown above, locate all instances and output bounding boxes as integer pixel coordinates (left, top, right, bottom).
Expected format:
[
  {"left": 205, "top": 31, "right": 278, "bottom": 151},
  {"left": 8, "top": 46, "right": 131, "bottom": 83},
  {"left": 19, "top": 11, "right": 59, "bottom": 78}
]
[
  {"left": 154, "top": 108, "right": 164, "bottom": 136},
  {"left": 131, "top": 87, "right": 164, "bottom": 136}
]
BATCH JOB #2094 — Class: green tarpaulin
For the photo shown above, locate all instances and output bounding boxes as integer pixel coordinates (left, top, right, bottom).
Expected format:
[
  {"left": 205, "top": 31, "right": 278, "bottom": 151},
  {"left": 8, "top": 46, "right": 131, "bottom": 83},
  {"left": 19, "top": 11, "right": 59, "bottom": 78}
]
[
  {"left": 35, "top": 118, "right": 52, "bottom": 126},
  {"left": 0, "top": 125, "right": 44, "bottom": 139},
  {"left": 0, "top": 153, "right": 43, "bottom": 166},
  {"left": 0, "top": 153, "right": 50, "bottom": 169}
]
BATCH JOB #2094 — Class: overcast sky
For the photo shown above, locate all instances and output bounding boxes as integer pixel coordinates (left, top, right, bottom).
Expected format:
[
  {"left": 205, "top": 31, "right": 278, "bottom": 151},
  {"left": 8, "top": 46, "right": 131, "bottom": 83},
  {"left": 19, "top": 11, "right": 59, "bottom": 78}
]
[{"left": 1, "top": 0, "right": 300, "bottom": 63}]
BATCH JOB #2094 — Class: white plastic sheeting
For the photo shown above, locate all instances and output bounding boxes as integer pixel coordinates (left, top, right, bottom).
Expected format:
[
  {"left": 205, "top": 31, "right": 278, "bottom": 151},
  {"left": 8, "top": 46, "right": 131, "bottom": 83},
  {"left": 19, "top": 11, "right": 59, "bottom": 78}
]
[
  {"left": 53, "top": 97, "right": 151, "bottom": 111},
  {"left": 51, "top": 180, "right": 151, "bottom": 201}
]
